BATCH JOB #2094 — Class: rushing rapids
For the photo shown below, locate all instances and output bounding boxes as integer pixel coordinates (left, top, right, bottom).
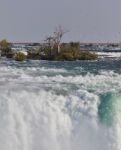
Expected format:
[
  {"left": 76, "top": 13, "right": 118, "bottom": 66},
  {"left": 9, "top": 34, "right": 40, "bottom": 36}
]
[{"left": 0, "top": 59, "right": 121, "bottom": 150}]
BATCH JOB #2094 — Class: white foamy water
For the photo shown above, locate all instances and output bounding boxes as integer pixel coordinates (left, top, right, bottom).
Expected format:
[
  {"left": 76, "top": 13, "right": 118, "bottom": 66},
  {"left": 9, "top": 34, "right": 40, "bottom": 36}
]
[{"left": 0, "top": 60, "right": 121, "bottom": 150}]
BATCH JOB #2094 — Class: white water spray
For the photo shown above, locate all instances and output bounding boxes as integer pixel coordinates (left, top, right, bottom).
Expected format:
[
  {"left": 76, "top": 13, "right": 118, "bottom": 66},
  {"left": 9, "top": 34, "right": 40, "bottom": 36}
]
[{"left": 0, "top": 61, "right": 121, "bottom": 150}]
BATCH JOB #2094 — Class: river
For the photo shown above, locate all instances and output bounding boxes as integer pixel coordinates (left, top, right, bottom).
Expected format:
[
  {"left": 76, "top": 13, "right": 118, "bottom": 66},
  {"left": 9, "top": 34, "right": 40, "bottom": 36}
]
[{"left": 0, "top": 59, "right": 121, "bottom": 150}]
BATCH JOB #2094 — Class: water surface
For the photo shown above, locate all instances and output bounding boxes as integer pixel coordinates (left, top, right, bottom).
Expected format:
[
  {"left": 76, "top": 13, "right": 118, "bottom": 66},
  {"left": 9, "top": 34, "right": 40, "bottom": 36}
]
[{"left": 0, "top": 59, "right": 121, "bottom": 150}]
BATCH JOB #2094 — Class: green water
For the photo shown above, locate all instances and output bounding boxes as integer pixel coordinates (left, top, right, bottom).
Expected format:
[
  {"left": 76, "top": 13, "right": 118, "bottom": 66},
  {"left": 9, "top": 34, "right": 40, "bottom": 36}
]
[{"left": 99, "top": 93, "right": 121, "bottom": 125}]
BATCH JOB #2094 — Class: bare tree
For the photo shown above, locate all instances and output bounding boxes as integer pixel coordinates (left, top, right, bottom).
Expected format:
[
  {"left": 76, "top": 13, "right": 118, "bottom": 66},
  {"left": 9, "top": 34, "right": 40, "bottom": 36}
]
[
  {"left": 44, "top": 36, "right": 55, "bottom": 57},
  {"left": 45, "top": 36, "right": 54, "bottom": 49},
  {"left": 44, "top": 26, "right": 68, "bottom": 57},
  {"left": 53, "top": 25, "right": 68, "bottom": 53}
]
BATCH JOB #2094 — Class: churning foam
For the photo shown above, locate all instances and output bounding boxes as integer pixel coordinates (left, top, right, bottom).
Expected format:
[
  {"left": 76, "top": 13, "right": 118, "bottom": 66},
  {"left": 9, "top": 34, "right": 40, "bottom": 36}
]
[{"left": 0, "top": 62, "right": 121, "bottom": 150}]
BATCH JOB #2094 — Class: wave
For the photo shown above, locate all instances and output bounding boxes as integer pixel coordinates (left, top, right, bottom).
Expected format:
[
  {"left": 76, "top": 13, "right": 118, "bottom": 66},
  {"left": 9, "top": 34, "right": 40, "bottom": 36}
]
[
  {"left": 99, "top": 93, "right": 121, "bottom": 150},
  {"left": 0, "top": 61, "right": 121, "bottom": 150}
]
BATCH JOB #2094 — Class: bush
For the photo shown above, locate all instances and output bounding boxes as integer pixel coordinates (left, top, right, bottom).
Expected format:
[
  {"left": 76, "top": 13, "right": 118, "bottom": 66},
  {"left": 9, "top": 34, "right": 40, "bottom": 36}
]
[
  {"left": 56, "top": 50, "right": 98, "bottom": 61},
  {"left": 27, "top": 52, "right": 41, "bottom": 60},
  {"left": 79, "top": 51, "right": 98, "bottom": 60},
  {"left": 15, "top": 52, "right": 26, "bottom": 61},
  {"left": 39, "top": 42, "right": 98, "bottom": 61},
  {"left": 0, "top": 39, "right": 12, "bottom": 56},
  {"left": 56, "top": 43, "right": 80, "bottom": 61},
  {"left": 56, "top": 52, "right": 74, "bottom": 61}
]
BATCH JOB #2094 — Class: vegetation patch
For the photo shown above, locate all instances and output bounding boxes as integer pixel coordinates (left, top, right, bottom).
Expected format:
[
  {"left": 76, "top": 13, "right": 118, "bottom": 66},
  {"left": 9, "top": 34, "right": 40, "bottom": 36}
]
[{"left": 15, "top": 52, "right": 26, "bottom": 61}]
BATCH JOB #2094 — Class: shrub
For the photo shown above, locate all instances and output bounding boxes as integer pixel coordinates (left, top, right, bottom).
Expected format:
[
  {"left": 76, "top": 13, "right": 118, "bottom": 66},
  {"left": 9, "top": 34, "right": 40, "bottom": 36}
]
[
  {"left": 40, "top": 42, "right": 98, "bottom": 61},
  {"left": 27, "top": 52, "right": 41, "bottom": 60},
  {"left": 79, "top": 51, "right": 98, "bottom": 60},
  {"left": 56, "top": 52, "right": 74, "bottom": 61},
  {"left": 56, "top": 43, "right": 80, "bottom": 61},
  {"left": 0, "top": 39, "right": 12, "bottom": 56},
  {"left": 15, "top": 52, "right": 26, "bottom": 61}
]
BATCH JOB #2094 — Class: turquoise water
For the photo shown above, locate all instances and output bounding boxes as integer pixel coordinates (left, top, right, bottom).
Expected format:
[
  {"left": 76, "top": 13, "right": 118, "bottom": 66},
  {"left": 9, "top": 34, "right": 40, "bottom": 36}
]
[
  {"left": 99, "top": 93, "right": 121, "bottom": 125},
  {"left": 0, "top": 59, "right": 121, "bottom": 150}
]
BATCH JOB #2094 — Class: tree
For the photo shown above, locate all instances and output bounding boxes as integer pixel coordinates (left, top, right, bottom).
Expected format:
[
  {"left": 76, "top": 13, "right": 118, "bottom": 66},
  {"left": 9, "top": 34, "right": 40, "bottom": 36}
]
[
  {"left": 43, "top": 26, "right": 68, "bottom": 59},
  {"left": 44, "top": 36, "right": 54, "bottom": 57},
  {"left": 45, "top": 36, "right": 54, "bottom": 48},
  {"left": 53, "top": 25, "right": 68, "bottom": 53}
]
